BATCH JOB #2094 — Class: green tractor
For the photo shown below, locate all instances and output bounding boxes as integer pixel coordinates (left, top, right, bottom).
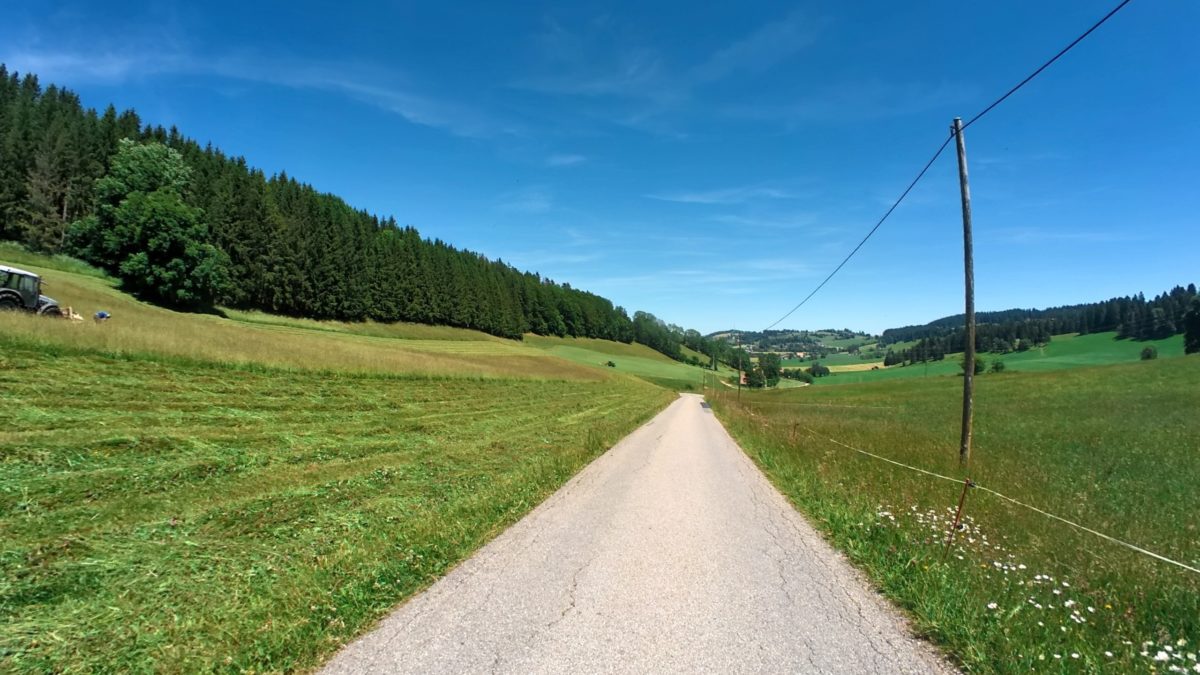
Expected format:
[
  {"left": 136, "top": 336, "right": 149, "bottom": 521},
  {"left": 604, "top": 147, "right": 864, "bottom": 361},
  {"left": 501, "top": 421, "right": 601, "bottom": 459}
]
[{"left": 0, "top": 265, "right": 62, "bottom": 317}]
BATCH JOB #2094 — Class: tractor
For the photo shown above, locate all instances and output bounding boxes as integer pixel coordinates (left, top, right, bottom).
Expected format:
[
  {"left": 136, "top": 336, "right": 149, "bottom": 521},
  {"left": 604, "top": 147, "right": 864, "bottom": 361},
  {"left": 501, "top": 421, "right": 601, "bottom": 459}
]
[{"left": 0, "top": 265, "right": 62, "bottom": 317}]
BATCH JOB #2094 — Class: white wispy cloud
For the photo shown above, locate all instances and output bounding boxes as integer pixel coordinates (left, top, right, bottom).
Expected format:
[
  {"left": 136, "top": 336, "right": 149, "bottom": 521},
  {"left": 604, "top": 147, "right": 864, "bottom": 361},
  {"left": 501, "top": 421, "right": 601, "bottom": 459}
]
[
  {"left": 506, "top": 250, "right": 604, "bottom": 268},
  {"left": 514, "top": 9, "right": 823, "bottom": 136},
  {"left": 727, "top": 80, "right": 978, "bottom": 125},
  {"left": 546, "top": 153, "right": 587, "bottom": 167},
  {"left": 561, "top": 227, "right": 600, "bottom": 246},
  {"left": 691, "top": 9, "right": 818, "bottom": 83},
  {"left": 496, "top": 185, "right": 553, "bottom": 214},
  {"left": 709, "top": 212, "right": 821, "bottom": 231},
  {"left": 579, "top": 257, "right": 817, "bottom": 293},
  {"left": 1, "top": 50, "right": 158, "bottom": 81},
  {"left": 991, "top": 227, "right": 1142, "bottom": 245},
  {"left": 0, "top": 39, "right": 514, "bottom": 138},
  {"left": 646, "top": 185, "right": 801, "bottom": 205}
]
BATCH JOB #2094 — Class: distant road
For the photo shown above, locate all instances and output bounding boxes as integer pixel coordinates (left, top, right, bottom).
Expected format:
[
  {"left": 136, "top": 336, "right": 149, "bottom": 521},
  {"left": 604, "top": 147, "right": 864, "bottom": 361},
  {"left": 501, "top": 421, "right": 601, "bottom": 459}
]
[{"left": 321, "top": 393, "right": 954, "bottom": 674}]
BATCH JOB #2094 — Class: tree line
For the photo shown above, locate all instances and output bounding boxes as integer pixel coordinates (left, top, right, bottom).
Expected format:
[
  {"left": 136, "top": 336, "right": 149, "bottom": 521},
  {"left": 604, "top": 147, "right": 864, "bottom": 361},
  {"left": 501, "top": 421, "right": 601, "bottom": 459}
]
[
  {"left": 0, "top": 65, "right": 649, "bottom": 342},
  {"left": 10, "top": 66, "right": 1187, "bottom": 366},
  {"left": 879, "top": 285, "right": 1198, "bottom": 365}
]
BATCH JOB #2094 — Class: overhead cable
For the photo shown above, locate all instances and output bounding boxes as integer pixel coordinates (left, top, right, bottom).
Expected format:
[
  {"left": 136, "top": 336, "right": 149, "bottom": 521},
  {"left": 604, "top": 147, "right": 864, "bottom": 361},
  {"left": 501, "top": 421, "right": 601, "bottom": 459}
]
[{"left": 762, "top": 0, "right": 1135, "bottom": 330}]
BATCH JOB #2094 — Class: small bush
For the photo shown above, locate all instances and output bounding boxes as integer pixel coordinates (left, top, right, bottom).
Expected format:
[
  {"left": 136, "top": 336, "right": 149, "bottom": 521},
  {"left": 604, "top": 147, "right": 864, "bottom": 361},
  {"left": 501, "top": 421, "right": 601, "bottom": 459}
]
[
  {"left": 1140, "top": 346, "right": 1158, "bottom": 361},
  {"left": 960, "top": 357, "right": 986, "bottom": 375},
  {"left": 990, "top": 360, "right": 1006, "bottom": 373},
  {"left": 605, "top": 360, "right": 616, "bottom": 367}
]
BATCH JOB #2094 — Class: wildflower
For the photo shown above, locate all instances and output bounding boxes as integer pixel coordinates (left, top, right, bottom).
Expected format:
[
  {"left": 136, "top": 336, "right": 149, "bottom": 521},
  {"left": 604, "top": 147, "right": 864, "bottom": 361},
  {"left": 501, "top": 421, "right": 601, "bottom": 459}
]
[
  {"left": 1105, "top": 652, "right": 1113, "bottom": 658},
  {"left": 987, "top": 602, "right": 998, "bottom": 610},
  {"left": 1157, "top": 651, "right": 1172, "bottom": 662},
  {"left": 1072, "top": 653, "right": 1080, "bottom": 659}
]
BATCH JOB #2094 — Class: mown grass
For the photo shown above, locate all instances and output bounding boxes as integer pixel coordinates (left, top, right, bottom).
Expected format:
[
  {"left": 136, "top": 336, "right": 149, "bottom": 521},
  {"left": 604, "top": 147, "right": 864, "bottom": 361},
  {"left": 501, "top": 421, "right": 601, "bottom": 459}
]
[
  {"left": 0, "top": 342, "right": 674, "bottom": 672},
  {"left": 0, "top": 258, "right": 605, "bottom": 381},
  {"left": 525, "top": 334, "right": 725, "bottom": 391},
  {"left": 709, "top": 356, "right": 1200, "bottom": 673}
]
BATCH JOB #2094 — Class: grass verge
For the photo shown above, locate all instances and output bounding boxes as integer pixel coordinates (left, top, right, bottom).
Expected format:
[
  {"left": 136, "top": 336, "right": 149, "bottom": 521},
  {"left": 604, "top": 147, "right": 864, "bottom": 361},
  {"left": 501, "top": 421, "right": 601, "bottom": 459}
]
[{"left": 709, "top": 356, "right": 1199, "bottom": 673}]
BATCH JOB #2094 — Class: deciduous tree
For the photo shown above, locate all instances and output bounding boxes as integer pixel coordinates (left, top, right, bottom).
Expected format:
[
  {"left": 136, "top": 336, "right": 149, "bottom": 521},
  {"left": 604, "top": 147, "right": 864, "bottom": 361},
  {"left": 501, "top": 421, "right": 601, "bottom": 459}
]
[{"left": 67, "top": 139, "right": 229, "bottom": 307}]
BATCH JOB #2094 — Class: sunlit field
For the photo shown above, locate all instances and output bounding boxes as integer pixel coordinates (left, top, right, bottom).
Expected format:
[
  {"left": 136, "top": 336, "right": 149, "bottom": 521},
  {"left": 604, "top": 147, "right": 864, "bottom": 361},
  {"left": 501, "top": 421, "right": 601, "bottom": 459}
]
[
  {"left": 782, "top": 331, "right": 1187, "bottom": 386},
  {"left": 0, "top": 252, "right": 604, "bottom": 381},
  {"left": 0, "top": 246, "right": 682, "bottom": 672},
  {"left": 524, "top": 334, "right": 728, "bottom": 390},
  {"left": 0, "top": 339, "right": 673, "bottom": 672},
  {"left": 710, "top": 356, "right": 1200, "bottom": 673}
]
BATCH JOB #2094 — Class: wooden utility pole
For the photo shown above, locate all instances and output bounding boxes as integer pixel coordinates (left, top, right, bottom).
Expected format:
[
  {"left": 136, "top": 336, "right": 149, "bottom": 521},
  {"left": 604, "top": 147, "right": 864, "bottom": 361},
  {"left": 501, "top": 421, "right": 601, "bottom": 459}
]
[{"left": 953, "top": 117, "right": 976, "bottom": 467}]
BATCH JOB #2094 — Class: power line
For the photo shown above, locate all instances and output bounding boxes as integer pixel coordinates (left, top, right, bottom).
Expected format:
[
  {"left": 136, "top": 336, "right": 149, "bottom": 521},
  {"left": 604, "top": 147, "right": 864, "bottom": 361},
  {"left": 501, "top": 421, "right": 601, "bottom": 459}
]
[
  {"left": 961, "top": 0, "right": 1134, "bottom": 132},
  {"left": 763, "top": 0, "right": 1135, "bottom": 331},
  {"left": 765, "top": 134, "right": 953, "bottom": 330}
]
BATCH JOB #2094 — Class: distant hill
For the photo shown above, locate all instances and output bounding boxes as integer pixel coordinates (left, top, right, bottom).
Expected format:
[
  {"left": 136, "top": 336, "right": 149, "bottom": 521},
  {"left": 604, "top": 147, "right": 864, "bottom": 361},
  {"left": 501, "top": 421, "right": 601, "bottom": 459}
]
[
  {"left": 707, "top": 329, "right": 874, "bottom": 353},
  {"left": 880, "top": 284, "right": 1196, "bottom": 349}
]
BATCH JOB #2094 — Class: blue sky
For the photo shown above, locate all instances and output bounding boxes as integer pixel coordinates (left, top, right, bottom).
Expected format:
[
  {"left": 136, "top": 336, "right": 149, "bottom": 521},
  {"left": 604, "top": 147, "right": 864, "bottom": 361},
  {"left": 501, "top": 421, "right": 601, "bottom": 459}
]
[{"left": 3, "top": 1, "right": 1197, "bottom": 334}]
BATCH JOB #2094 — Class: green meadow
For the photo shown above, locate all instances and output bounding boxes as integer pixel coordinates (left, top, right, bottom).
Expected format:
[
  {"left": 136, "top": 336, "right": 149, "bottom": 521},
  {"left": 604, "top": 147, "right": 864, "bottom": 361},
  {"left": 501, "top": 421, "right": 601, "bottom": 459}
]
[
  {"left": 795, "top": 331, "right": 1186, "bottom": 385},
  {"left": 0, "top": 250, "right": 678, "bottom": 672},
  {"left": 709, "top": 354, "right": 1200, "bottom": 673},
  {"left": 524, "top": 334, "right": 729, "bottom": 391},
  {"left": 780, "top": 351, "right": 867, "bottom": 368}
]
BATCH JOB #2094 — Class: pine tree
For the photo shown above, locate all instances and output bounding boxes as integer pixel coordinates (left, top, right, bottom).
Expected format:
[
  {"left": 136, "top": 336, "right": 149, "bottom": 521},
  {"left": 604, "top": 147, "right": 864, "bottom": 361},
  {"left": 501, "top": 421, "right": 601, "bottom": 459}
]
[{"left": 1184, "top": 297, "right": 1200, "bottom": 355}]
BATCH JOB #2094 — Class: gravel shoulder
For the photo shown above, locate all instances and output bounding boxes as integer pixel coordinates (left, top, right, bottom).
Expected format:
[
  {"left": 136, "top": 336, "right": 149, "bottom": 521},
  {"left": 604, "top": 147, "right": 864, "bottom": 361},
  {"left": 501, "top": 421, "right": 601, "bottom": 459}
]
[{"left": 320, "top": 393, "right": 956, "bottom": 674}]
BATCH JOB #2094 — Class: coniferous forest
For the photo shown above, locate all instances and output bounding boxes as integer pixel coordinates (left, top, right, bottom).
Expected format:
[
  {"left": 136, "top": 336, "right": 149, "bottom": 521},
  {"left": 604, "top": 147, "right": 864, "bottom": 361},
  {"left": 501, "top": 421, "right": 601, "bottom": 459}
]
[
  {"left": 2, "top": 65, "right": 1194, "bottom": 363},
  {"left": 0, "top": 65, "right": 645, "bottom": 342},
  {"left": 879, "top": 285, "right": 1197, "bottom": 363}
]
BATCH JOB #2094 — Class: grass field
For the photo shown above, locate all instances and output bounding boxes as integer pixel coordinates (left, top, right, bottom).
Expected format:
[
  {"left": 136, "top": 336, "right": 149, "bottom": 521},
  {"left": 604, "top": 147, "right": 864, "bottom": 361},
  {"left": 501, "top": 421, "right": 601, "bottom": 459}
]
[
  {"left": 709, "top": 355, "right": 1200, "bottom": 673},
  {"left": 780, "top": 352, "right": 866, "bottom": 368},
  {"left": 0, "top": 255, "right": 615, "bottom": 381},
  {"left": 812, "top": 332, "right": 1186, "bottom": 385},
  {"left": 0, "top": 246, "right": 683, "bottom": 671},
  {"left": 819, "top": 335, "right": 873, "bottom": 350},
  {"left": 525, "top": 334, "right": 727, "bottom": 391},
  {"left": 0, "top": 340, "right": 674, "bottom": 672},
  {"left": 1, "top": 250, "right": 732, "bottom": 392}
]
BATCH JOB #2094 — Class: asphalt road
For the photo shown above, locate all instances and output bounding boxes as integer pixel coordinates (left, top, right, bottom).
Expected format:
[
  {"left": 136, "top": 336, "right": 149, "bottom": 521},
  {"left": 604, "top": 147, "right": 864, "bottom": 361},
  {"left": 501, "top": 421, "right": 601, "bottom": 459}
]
[{"left": 321, "top": 393, "right": 954, "bottom": 674}]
